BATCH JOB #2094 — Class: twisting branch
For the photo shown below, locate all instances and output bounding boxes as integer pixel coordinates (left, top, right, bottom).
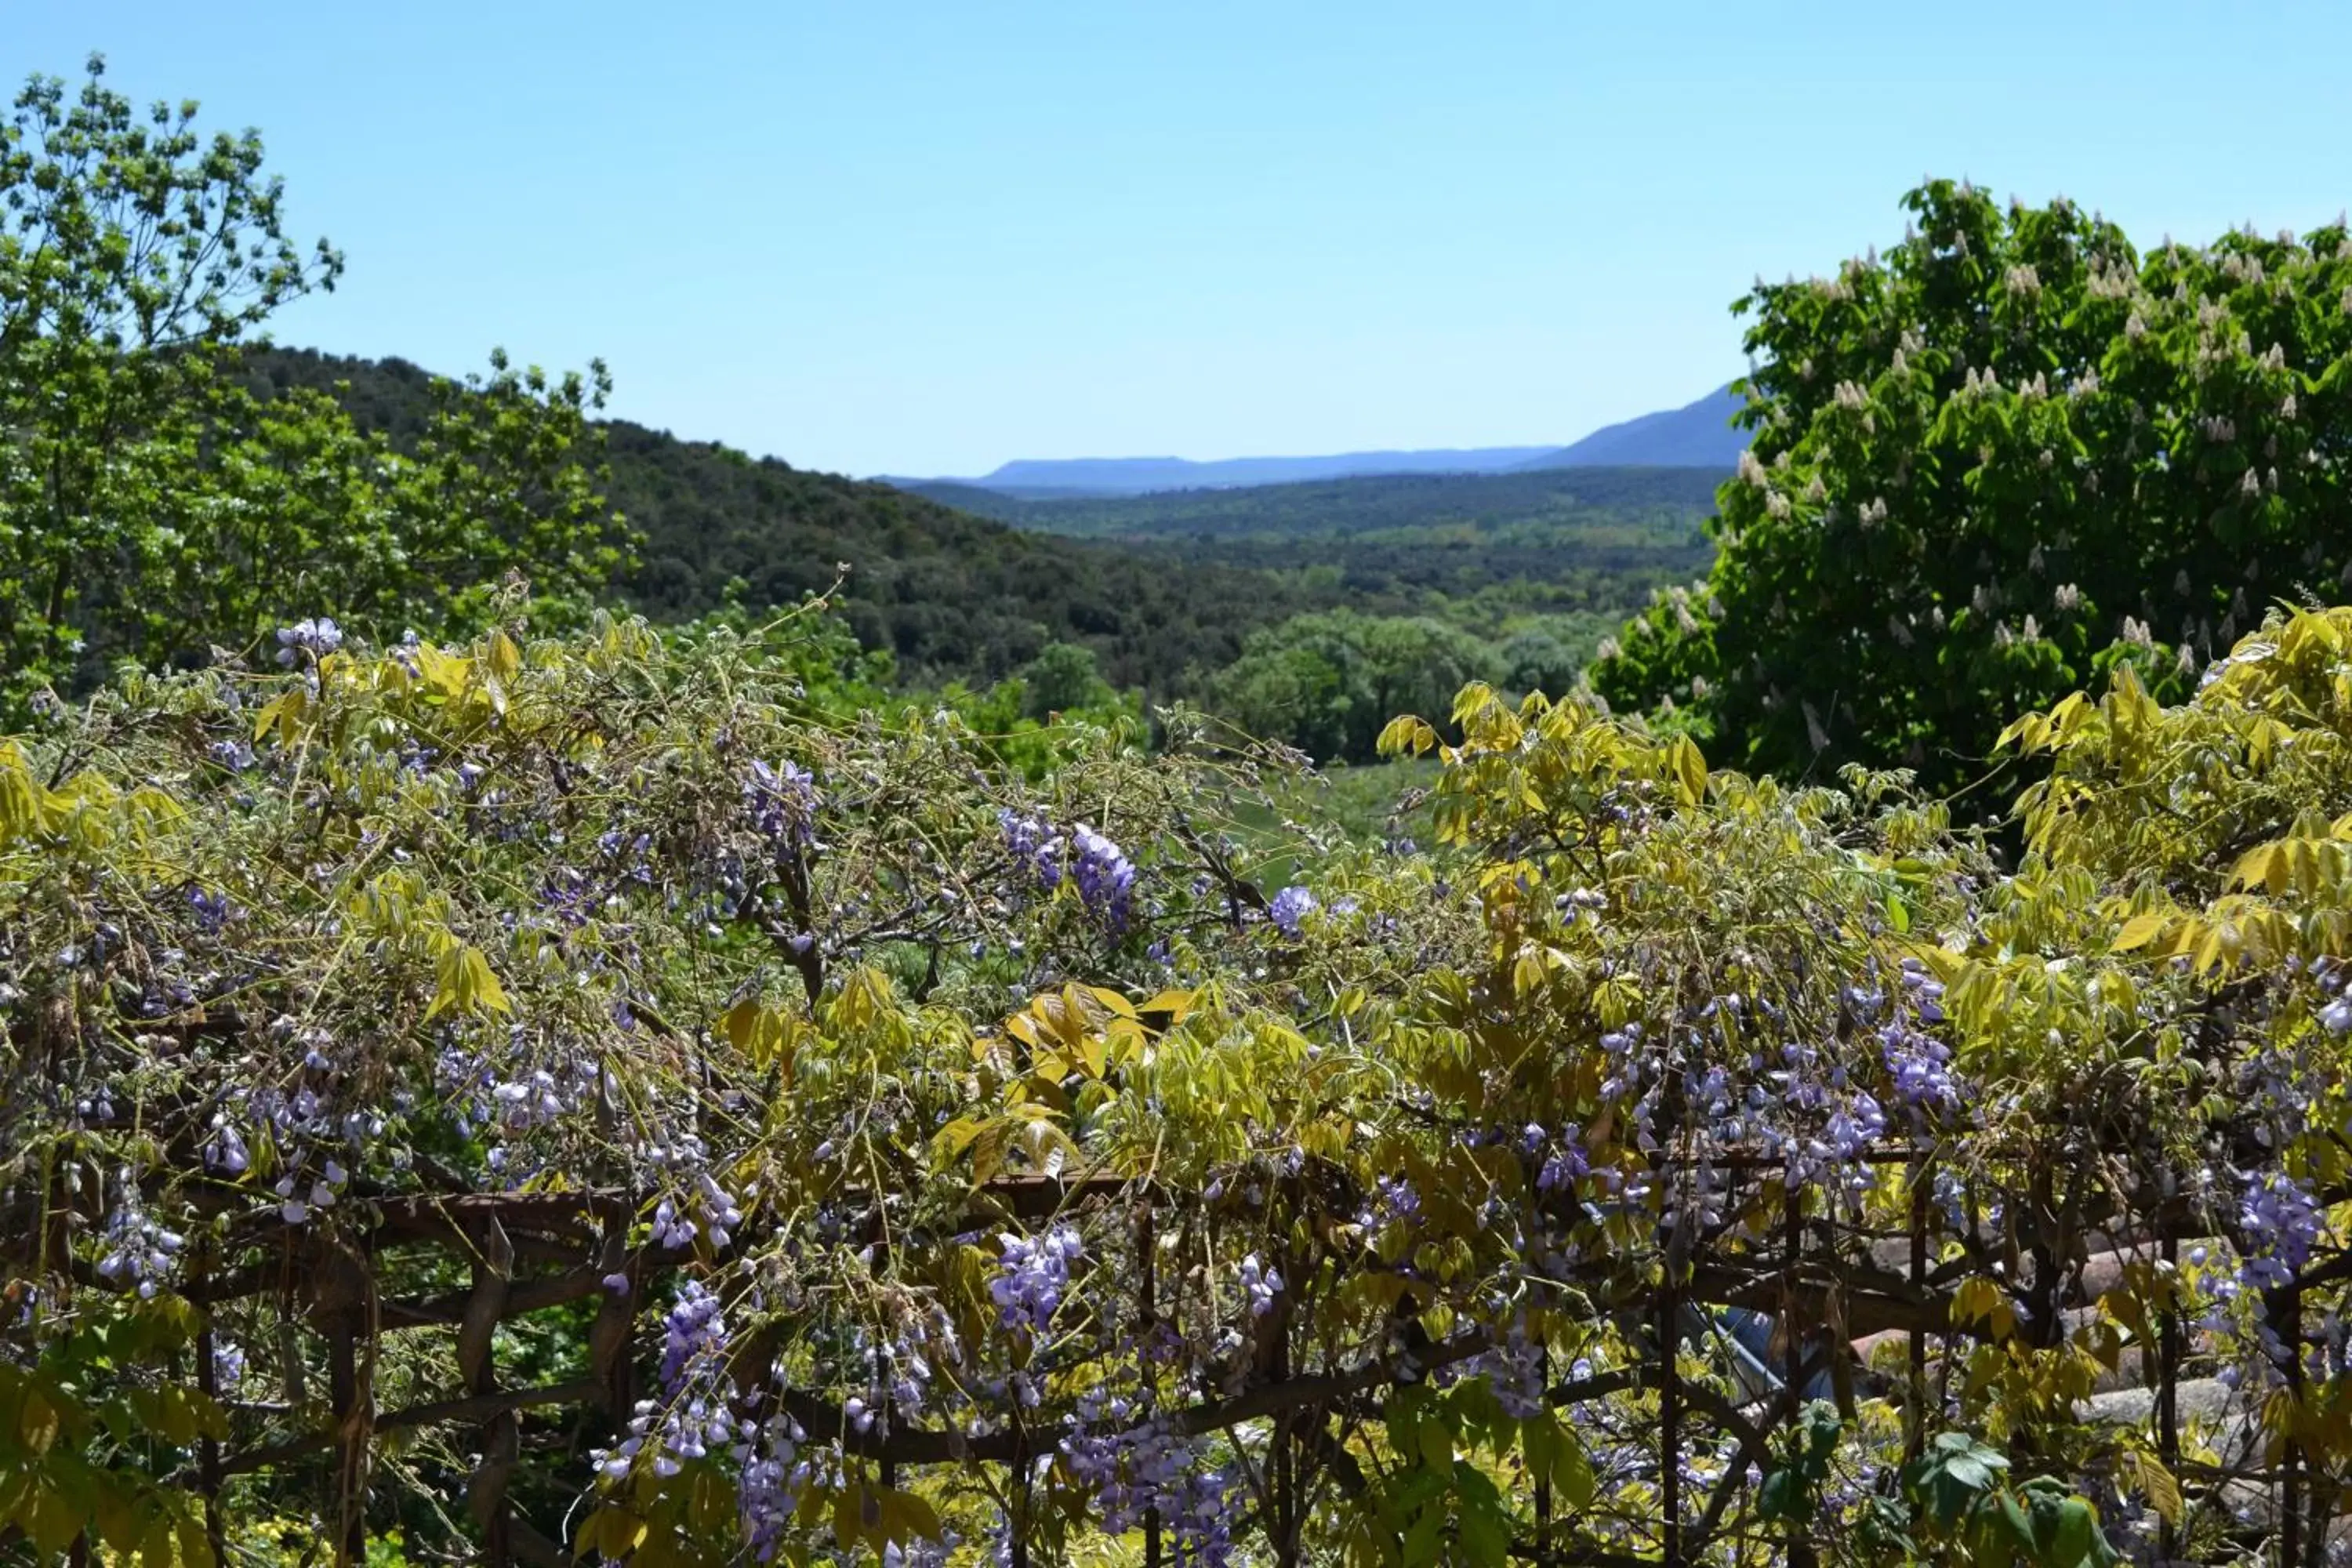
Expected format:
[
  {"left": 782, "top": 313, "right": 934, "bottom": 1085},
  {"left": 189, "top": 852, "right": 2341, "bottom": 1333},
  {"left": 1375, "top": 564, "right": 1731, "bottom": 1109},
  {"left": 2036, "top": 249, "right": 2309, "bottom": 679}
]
[{"left": 216, "top": 1377, "right": 602, "bottom": 1479}]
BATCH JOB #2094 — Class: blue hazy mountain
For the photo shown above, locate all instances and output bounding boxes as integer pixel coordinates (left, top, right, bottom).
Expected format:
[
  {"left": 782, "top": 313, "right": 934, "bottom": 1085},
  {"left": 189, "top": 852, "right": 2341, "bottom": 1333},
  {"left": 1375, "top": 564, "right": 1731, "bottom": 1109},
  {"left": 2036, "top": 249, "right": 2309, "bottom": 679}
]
[
  {"left": 959, "top": 446, "right": 1562, "bottom": 496},
  {"left": 886, "top": 387, "right": 1747, "bottom": 498},
  {"left": 1513, "top": 385, "right": 1747, "bottom": 471}
]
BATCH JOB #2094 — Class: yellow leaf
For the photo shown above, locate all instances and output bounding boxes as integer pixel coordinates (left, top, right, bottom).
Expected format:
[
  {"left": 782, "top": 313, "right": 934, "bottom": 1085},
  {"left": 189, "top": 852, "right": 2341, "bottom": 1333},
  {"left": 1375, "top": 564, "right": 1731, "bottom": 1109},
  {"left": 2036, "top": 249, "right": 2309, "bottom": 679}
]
[
  {"left": 176, "top": 1509, "right": 216, "bottom": 1568},
  {"left": 24, "top": 1481, "right": 81, "bottom": 1554},
  {"left": 487, "top": 628, "right": 524, "bottom": 685},
  {"left": 249, "top": 687, "right": 307, "bottom": 744},
  {"left": 1087, "top": 986, "right": 1138, "bottom": 1020},
  {"left": 2262, "top": 1388, "right": 2300, "bottom": 1444},
  {"left": 934, "top": 1118, "right": 986, "bottom": 1161},
  {"left": 830, "top": 965, "right": 897, "bottom": 1034},
  {"left": 877, "top": 1486, "right": 943, "bottom": 1544},
  {"left": 1046, "top": 989, "right": 1089, "bottom": 1051},
  {"left": 17, "top": 1386, "right": 59, "bottom": 1454},
  {"left": 414, "top": 642, "right": 472, "bottom": 699},
  {"left": 2111, "top": 911, "right": 2169, "bottom": 952},
  {"left": 721, "top": 999, "right": 763, "bottom": 1054},
  {"left": 1997, "top": 713, "right": 2049, "bottom": 753},
  {"left": 1512, "top": 950, "right": 1548, "bottom": 997},
  {"left": 129, "top": 1385, "right": 198, "bottom": 1446},
  {"left": 2229, "top": 841, "right": 2281, "bottom": 892},
  {"left": 970, "top": 1123, "right": 1006, "bottom": 1189},
  {"left": 0, "top": 743, "right": 65, "bottom": 846},
  {"left": 425, "top": 944, "right": 510, "bottom": 1020},
  {"left": 2123, "top": 1449, "right": 2182, "bottom": 1525},
  {"left": 1138, "top": 988, "right": 1196, "bottom": 1022},
  {"left": 590, "top": 1505, "right": 648, "bottom": 1559},
  {"left": 91, "top": 1485, "right": 140, "bottom": 1553},
  {"left": 1669, "top": 735, "right": 1708, "bottom": 807},
  {"left": 1950, "top": 1276, "right": 2016, "bottom": 1338}
]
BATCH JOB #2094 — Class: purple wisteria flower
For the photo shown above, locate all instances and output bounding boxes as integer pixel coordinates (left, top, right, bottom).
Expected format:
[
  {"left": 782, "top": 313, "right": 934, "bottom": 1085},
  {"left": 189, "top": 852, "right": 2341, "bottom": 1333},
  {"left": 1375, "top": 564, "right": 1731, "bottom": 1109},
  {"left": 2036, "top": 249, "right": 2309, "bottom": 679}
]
[
  {"left": 735, "top": 1401, "right": 814, "bottom": 1560},
  {"left": 1070, "top": 825, "right": 1136, "bottom": 930},
  {"left": 205, "top": 1114, "right": 250, "bottom": 1175},
  {"left": 2239, "top": 1171, "right": 2323, "bottom": 1290},
  {"left": 745, "top": 760, "right": 822, "bottom": 851},
  {"left": 1361, "top": 1174, "right": 1422, "bottom": 1228},
  {"left": 1002, "top": 811, "right": 1138, "bottom": 930},
  {"left": 590, "top": 1281, "right": 740, "bottom": 1486},
  {"left": 1537, "top": 1134, "right": 1589, "bottom": 1194},
  {"left": 990, "top": 1227, "right": 1083, "bottom": 1334},
  {"left": 1237, "top": 1253, "right": 1283, "bottom": 1318},
  {"left": 1269, "top": 884, "right": 1317, "bottom": 936},
  {"left": 95, "top": 1188, "right": 183, "bottom": 1299},
  {"left": 1001, "top": 811, "right": 1064, "bottom": 887},
  {"left": 1472, "top": 1316, "right": 1547, "bottom": 1418},
  {"left": 274, "top": 617, "right": 344, "bottom": 667},
  {"left": 659, "top": 1279, "right": 730, "bottom": 1392},
  {"left": 1060, "top": 1392, "right": 1240, "bottom": 1566}
]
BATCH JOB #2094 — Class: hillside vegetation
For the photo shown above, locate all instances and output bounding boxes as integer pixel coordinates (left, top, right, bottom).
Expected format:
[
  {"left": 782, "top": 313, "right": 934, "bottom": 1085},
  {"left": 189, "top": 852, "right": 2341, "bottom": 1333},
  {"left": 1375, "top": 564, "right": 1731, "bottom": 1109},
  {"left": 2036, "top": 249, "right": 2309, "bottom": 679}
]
[
  {"left": 903, "top": 466, "right": 1720, "bottom": 717},
  {"left": 245, "top": 350, "right": 1722, "bottom": 760},
  {"left": 904, "top": 463, "right": 1720, "bottom": 543},
  {"left": 236, "top": 349, "right": 1314, "bottom": 692}
]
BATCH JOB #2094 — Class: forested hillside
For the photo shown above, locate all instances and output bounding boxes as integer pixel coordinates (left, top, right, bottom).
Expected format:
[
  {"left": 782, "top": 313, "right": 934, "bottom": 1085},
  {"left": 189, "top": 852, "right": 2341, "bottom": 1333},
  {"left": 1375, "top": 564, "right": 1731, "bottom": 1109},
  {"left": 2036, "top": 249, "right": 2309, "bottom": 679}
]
[
  {"left": 904, "top": 463, "right": 1720, "bottom": 542},
  {"left": 243, "top": 350, "right": 1720, "bottom": 757},
  {"left": 912, "top": 467, "right": 1720, "bottom": 691},
  {"left": 237, "top": 349, "right": 1316, "bottom": 689}
]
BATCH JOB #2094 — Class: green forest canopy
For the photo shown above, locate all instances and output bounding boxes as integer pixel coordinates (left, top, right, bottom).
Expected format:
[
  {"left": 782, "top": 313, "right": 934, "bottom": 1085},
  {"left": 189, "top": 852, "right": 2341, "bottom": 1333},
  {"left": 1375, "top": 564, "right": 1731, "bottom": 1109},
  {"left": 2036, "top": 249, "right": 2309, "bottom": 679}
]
[
  {"left": 238, "top": 348, "right": 1719, "bottom": 762},
  {"left": 234, "top": 349, "right": 1305, "bottom": 696}
]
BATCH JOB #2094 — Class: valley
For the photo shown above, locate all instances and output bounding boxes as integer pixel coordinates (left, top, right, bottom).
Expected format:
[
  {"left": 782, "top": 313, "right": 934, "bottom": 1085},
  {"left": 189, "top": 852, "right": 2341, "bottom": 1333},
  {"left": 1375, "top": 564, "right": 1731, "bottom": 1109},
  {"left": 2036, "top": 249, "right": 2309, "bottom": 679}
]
[{"left": 243, "top": 347, "right": 1733, "bottom": 762}]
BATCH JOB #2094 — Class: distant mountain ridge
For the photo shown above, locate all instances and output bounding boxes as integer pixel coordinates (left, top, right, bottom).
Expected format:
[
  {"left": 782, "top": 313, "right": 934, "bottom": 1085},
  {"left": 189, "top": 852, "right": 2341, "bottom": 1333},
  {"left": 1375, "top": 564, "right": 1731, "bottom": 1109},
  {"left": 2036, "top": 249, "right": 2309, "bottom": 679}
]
[
  {"left": 891, "top": 385, "right": 1747, "bottom": 498},
  {"left": 967, "top": 446, "right": 1561, "bottom": 495},
  {"left": 1515, "top": 385, "right": 1747, "bottom": 472}
]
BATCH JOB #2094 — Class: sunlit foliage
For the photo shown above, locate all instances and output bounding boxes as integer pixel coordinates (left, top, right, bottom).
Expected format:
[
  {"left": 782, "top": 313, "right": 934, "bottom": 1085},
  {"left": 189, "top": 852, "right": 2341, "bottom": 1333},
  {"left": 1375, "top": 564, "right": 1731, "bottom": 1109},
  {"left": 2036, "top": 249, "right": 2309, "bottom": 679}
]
[
  {"left": 6, "top": 601, "right": 2352, "bottom": 1565},
  {"left": 0, "top": 58, "right": 626, "bottom": 716},
  {"left": 1595, "top": 180, "right": 2352, "bottom": 797}
]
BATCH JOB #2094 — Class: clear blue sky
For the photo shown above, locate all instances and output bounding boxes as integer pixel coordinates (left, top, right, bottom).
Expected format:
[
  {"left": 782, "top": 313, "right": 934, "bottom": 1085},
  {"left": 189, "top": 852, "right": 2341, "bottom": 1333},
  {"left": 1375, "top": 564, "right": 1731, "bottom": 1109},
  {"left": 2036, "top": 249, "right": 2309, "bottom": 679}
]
[{"left": 13, "top": 2, "right": 2352, "bottom": 477}]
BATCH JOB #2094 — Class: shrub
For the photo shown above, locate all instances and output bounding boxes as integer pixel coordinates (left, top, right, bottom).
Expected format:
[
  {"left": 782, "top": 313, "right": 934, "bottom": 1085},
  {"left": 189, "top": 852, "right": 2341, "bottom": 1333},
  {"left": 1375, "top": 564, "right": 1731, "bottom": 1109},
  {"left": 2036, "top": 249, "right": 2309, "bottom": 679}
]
[{"left": 9, "top": 604, "right": 2352, "bottom": 1563}]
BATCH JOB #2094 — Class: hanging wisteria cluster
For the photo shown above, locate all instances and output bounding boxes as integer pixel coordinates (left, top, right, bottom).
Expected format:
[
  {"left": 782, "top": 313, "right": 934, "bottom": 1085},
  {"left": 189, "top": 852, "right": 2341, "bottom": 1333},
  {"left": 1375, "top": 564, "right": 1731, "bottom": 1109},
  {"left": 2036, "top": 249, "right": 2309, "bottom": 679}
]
[{"left": 1001, "top": 809, "right": 1139, "bottom": 931}]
